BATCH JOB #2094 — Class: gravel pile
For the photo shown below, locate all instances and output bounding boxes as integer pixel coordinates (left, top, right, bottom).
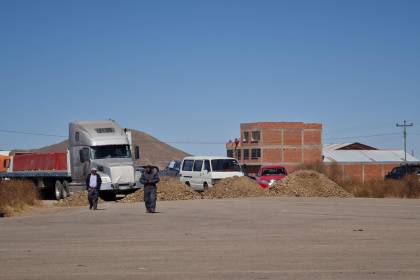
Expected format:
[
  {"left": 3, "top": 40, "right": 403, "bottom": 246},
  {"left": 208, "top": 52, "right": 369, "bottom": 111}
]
[
  {"left": 56, "top": 170, "right": 352, "bottom": 207},
  {"left": 202, "top": 176, "right": 267, "bottom": 199},
  {"left": 269, "top": 170, "right": 353, "bottom": 198},
  {"left": 120, "top": 177, "right": 201, "bottom": 203},
  {"left": 54, "top": 191, "right": 104, "bottom": 207}
]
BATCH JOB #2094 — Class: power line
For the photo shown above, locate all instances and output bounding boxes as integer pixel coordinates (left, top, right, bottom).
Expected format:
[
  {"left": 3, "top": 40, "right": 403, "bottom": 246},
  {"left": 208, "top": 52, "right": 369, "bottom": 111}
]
[
  {"left": 0, "top": 128, "right": 414, "bottom": 146},
  {"left": 0, "top": 129, "right": 225, "bottom": 145},
  {"left": 324, "top": 132, "right": 400, "bottom": 141},
  {"left": 0, "top": 129, "right": 66, "bottom": 138}
]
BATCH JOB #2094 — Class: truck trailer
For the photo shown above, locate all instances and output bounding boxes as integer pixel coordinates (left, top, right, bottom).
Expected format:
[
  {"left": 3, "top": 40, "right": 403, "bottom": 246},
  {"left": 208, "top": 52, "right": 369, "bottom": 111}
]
[{"left": 0, "top": 120, "right": 141, "bottom": 200}]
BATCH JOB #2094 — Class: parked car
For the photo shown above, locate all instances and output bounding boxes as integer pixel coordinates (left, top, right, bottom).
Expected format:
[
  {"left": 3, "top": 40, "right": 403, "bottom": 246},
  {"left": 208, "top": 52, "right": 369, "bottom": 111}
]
[
  {"left": 385, "top": 164, "right": 420, "bottom": 180},
  {"left": 256, "top": 165, "right": 288, "bottom": 188},
  {"left": 160, "top": 160, "right": 181, "bottom": 177},
  {"left": 179, "top": 156, "right": 244, "bottom": 191}
]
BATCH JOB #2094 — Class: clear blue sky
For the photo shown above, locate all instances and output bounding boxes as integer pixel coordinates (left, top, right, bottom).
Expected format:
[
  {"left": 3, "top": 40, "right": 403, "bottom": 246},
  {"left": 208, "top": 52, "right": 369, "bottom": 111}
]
[{"left": 1, "top": 0, "right": 419, "bottom": 156}]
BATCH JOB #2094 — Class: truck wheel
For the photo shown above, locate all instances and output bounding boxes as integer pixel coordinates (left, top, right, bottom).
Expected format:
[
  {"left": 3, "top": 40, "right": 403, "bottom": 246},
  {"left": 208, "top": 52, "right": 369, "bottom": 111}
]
[
  {"left": 54, "top": 180, "right": 64, "bottom": 201},
  {"left": 62, "top": 180, "right": 70, "bottom": 198}
]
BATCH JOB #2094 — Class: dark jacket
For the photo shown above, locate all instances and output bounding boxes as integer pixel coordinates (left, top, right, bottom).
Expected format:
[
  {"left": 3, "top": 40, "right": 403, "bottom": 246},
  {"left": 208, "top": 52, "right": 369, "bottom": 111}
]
[
  {"left": 140, "top": 168, "right": 160, "bottom": 187},
  {"left": 86, "top": 174, "right": 102, "bottom": 190}
]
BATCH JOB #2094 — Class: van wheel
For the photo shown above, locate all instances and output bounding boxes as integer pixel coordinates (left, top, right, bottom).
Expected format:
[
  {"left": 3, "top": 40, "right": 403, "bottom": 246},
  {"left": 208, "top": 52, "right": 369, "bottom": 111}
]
[
  {"left": 54, "top": 180, "right": 63, "bottom": 201},
  {"left": 203, "top": 182, "right": 209, "bottom": 191},
  {"left": 185, "top": 182, "right": 190, "bottom": 187}
]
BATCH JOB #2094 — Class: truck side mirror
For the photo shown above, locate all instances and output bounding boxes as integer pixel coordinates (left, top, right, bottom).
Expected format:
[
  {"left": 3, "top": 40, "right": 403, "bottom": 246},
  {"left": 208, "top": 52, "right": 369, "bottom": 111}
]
[
  {"left": 80, "top": 148, "right": 90, "bottom": 163},
  {"left": 134, "top": 146, "right": 140, "bottom": 160}
]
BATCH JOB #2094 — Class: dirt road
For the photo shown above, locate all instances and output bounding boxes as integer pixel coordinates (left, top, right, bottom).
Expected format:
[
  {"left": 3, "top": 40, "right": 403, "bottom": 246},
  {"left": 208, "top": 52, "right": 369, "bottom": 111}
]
[{"left": 1, "top": 197, "right": 420, "bottom": 280}]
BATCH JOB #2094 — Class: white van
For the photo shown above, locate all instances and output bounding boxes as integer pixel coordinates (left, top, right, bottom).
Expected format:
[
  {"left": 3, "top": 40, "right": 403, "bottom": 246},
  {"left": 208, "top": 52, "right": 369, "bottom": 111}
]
[{"left": 179, "top": 156, "right": 244, "bottom": 191}]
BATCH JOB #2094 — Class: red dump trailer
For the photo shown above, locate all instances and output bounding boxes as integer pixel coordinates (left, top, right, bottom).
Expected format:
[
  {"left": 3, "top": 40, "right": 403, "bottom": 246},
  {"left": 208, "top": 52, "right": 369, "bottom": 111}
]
[
  {"left": 1, "top": 152, "right": 72, "bottom": 200},
  {"left": 13, "top": 152, "right": 68, "bottom": 172}
]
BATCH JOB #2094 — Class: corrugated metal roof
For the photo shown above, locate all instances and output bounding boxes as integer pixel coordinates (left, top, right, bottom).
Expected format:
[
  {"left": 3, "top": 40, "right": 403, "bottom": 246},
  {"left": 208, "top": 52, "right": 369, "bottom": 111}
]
[
  {"left": 323, "top": 150, "right": 420, "bottom": 163},
  {"left": 324, "top": 143, "right": 353, "bottom": 151}
]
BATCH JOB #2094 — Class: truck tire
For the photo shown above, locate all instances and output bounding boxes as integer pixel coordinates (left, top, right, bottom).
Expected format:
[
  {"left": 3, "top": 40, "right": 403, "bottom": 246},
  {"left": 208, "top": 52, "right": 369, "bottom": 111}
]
[
  {"left": 62, "top": 180, "right": 70, "bottom": 198},
  {"left": 54, "top": 180, "right": 64, "bottom": 201}
]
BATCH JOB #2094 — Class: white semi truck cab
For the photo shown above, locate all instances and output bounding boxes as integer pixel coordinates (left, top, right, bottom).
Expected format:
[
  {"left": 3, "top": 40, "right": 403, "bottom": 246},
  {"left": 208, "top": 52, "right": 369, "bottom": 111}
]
[
  {"left": 0, "top": 120, "right": 141, "bottom": 200},
  {"left": 69, "top": 120, "right": 140, "bottom": 195}
]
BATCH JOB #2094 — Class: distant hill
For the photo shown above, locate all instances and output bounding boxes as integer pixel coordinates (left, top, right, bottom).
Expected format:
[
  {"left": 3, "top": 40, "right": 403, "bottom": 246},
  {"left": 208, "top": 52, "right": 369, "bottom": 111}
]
[
  {"left": 13, "top": 129, "right": 190, "bottom": 169},
  {"left": 130, "top": 129, "right": 190, "bottom": 168}
]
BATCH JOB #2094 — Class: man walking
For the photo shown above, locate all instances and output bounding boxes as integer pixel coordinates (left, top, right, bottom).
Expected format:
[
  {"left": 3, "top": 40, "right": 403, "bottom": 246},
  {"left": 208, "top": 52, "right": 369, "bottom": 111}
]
[
  {"left": 140, "top": 164, "right": 160, "bottom": 213},
  {"left": 86, "top": 167, "right": 102, "bottom": 210}
]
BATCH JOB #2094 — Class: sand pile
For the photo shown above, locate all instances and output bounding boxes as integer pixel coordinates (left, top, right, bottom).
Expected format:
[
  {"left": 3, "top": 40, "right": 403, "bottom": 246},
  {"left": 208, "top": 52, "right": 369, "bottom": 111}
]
[
  {"left": 269, "top": 170, "right": 353, "bottom": 198},
  {"left": 202, "top": 176, "right": 267, "bottom": 199},
  {"left": 120, "top": 177, "right": 201, "bottom": 203},
  {"left": 54, "top": 191, "right": 104, "bottom": 207}
]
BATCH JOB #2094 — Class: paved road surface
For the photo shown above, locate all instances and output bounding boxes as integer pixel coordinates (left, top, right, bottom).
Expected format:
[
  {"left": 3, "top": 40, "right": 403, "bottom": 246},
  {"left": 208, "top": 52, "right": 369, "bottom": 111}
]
[{"left": 1, "top": 197, "right": 420, "bottom": 280}]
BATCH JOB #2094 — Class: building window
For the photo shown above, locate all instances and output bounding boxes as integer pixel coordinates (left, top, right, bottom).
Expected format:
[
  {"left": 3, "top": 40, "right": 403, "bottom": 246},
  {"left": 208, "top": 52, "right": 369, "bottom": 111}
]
[
  {"left": 236, "top": 149, "right": 241, "bottom": 160},
  {"left": 243, "top": 131, "right": 249, "bottom": 143},
  {"left": 251, "top": 131, "right": 260, "bottom": 143},
  {"left": 243, "top": 149, "right": 249, "bottom": 160},
  {"left": 227, "top": 149, "right": 233, "bottom": 158},
  {"left": 75, "top": 132, "right": 80, "bottom": 142},
  {"left": 251, "top": 148, "right": 261, "bottom": 159}
]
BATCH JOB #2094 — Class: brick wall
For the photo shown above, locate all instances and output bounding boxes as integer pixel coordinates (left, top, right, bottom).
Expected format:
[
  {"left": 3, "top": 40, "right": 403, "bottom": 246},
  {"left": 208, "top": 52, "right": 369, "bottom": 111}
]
[{"left": 324, "top": 163, "right": 400, "bottom": 183}]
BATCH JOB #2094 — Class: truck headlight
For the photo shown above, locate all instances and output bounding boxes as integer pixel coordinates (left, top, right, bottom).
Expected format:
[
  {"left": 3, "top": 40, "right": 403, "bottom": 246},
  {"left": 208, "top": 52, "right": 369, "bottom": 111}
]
[{"left": 101, "top": 176, "right": 112, "bottom": 184}]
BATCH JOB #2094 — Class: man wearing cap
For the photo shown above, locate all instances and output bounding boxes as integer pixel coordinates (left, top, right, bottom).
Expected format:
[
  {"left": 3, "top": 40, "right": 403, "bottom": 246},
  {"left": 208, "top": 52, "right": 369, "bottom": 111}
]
[
  {"left": 86, "top": 167, "right": 102, "bottom": 210},
  {"left": 140, "top": 164, "right": 160, "bottom": 213}
]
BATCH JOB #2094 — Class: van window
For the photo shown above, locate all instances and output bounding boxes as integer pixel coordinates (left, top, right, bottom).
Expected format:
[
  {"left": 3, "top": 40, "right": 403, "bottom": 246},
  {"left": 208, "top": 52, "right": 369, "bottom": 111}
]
[
  {"left": 182, "top": 160, "right": 194, "bottom": 171},
  {"left": 211, "top": 159, "right": 241, "bottom": 172},
  {"left": 204, "top": 160, "right": 211, "bottom": 172},
  {"left": 193, "top": 160, "right": 203, "bottom": 172}
]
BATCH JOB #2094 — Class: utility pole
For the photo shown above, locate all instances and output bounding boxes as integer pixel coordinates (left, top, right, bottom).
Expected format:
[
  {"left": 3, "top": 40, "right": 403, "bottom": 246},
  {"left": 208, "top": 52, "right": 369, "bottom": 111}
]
[{"left": 396, "top": 120, "right": 414, "bottom": 162}]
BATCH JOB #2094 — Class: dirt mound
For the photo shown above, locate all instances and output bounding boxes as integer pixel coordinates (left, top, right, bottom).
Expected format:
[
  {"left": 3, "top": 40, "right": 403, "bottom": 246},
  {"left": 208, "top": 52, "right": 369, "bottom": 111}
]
[
  {"left": 0, "top": 180, "right": 41, "bottom": 217},
  {"left": 54, "top": 191, "right": 104, "bottom": 207},
  {"left": 269, "top": 170, "right": 353, "bottom": 198},
  {"left": 120, "top": 177, "right": 201, "bottom": 203},
  {"left": 202, "top": 176, "right": 267, "bottom": 199}
]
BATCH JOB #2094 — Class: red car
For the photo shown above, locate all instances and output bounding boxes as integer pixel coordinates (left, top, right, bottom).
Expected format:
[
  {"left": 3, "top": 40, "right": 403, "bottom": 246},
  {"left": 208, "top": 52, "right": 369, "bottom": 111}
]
[{"left": 256, "top": 165, "right": 288, "bottom": 188}]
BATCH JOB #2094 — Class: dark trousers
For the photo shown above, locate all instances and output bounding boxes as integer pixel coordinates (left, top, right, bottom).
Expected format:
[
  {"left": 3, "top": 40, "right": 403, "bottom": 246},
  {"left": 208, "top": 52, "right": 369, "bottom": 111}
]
[
  {"left": 88, "top": 188, "right": 99, "bottom": 210},
  {"left": 144, "top": 185, "right": 157, "bottom": 212}
]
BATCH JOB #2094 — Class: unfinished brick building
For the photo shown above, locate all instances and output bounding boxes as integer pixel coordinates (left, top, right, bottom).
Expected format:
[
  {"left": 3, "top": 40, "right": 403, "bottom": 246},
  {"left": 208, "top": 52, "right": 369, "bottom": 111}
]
[{"left": 226, "top": 122, "right": 323, "bottom": 174}]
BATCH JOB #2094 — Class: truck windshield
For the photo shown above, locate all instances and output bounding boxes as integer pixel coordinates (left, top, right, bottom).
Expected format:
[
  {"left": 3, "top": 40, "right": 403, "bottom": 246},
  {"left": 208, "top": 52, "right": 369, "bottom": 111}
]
[
  {"left": 91, "top": 145, "right": 132, "bottom": 159},
  {"left": 211, "top": 159, "right": 242, "bottom": 172}
]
